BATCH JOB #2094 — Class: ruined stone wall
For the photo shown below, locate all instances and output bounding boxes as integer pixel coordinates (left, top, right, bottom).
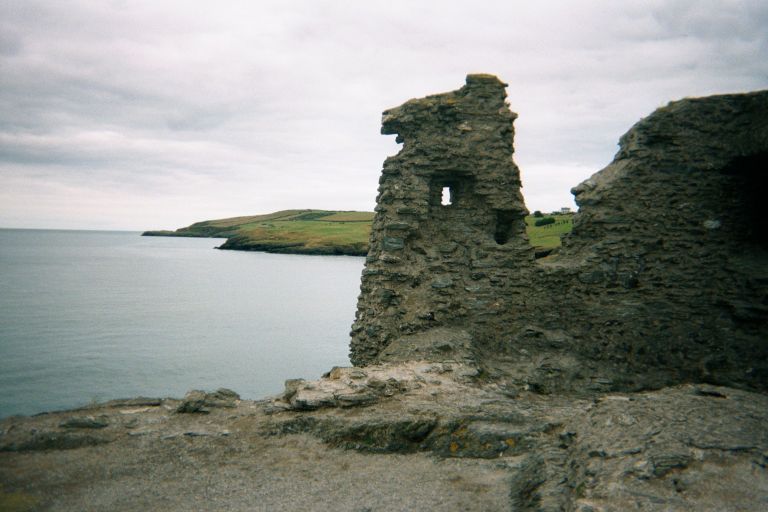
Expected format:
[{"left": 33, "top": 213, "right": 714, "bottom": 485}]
[
  {"left": 351, "top": 75, "right": 768, "bottom": 393},
  {"left": 349, "top": 75, "right": 533, "bottom": 365},
  {"left": 539, "top": 91, "right": 768, "bottom": 391}
]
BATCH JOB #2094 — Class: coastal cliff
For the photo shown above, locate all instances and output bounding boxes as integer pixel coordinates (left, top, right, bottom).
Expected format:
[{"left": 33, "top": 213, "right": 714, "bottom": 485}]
[
  {"left": 2, "top": 77, "right": 767, "bottom": 511},
  {"left": 142, "top": 209, "right": 373, "bottom": 256}
]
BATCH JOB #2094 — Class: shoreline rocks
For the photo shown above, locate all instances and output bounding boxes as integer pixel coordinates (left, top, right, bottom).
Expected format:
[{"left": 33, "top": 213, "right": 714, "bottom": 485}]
[{"left": 2, "top": 367, "right": 766, "bottom": 510}]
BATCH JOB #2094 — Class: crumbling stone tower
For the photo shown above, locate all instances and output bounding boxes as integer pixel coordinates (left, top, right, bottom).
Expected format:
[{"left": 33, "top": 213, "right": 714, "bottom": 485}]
[
  {"left": 350, "top": 74, "right": 533, "bottom": 365},
  {"left": 351, "top": 75, "right": 767, "bottom": 394}
]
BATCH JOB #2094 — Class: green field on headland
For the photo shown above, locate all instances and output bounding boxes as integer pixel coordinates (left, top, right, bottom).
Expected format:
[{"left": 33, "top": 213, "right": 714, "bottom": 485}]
[
  {"left": 143, "top": 210, "right": 374, "bottom": 255},
  {"left": 525, "top": 214, "right": 574, "bottom": 249},
  {"left": 143, "top": 210, "right": 573, "bottom": 256}
]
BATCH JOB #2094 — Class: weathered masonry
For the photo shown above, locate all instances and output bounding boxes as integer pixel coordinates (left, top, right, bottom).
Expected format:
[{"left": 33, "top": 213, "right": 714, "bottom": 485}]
[
  {"left": 349, "top": 74, "right": 533, "bottom": 366},
  {"left": 351, "top": 74, "right": 768, "bottom": 393}
]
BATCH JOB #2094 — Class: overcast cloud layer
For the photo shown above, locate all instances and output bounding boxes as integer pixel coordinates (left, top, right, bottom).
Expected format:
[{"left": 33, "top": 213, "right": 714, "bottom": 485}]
[{"left": 1, "top": 0, "right": 766, "bottom": 230}]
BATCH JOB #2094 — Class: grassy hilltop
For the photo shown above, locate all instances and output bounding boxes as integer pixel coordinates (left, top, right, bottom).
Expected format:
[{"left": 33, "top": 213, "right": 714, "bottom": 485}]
[
  {"left": 144, "top": 210, "right": 374, "bottom": 256},
  {"left": 524, "top": 214, "right": 575, "bottom": 250},
  {"left": 143, "top": 209, "right": 573, "bottom": 256}
]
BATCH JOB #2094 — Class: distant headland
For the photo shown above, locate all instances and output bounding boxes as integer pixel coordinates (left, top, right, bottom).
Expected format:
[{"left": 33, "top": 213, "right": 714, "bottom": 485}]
[
  {"left": 143, "top": 209, "right": 374, "bottom": 256},
  {"left": 143, "top": 208, "right": 573, "bottom": 257}
]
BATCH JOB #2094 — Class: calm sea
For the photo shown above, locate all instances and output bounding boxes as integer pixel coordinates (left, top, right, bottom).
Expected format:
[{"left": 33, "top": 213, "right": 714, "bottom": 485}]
[{"left": 0, "top": 229, "right": 363, "bottom": 418}]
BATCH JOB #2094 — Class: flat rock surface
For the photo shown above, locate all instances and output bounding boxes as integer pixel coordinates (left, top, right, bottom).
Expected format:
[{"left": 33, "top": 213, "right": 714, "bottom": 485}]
[{"left": 1, "top": 365, "right": 767, "bottom": 511}]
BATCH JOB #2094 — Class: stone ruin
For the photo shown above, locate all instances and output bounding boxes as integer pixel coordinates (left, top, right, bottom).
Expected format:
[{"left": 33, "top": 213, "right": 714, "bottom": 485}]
[{"left": 350, "top": 74, "right": 768, "bottom": 393}]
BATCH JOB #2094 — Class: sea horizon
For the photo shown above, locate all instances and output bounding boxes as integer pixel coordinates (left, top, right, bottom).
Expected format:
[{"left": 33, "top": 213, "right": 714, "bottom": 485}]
[{"left": 0, "top": 229, "right": 363, "bottom": 418}]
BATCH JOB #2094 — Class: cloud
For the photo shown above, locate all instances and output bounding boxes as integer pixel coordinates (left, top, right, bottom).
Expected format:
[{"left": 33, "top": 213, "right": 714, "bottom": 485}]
[{"left": 1, "top": 0, "right": 766, "bottom": 229}]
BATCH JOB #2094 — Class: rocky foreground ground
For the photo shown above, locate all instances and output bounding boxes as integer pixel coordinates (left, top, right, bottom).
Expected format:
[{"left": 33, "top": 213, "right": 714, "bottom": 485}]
[{"left": 1, "top": 362, "right": 766, "bottom": 511}]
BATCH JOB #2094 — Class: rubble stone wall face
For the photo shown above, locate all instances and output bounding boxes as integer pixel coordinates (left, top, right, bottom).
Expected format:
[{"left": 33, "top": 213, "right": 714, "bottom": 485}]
[
  {"left": 351, "top": 75, "right": 768, "bottom": 393},
  {"left": 349, "top": 75, "right": 533, "bottom": 365}
]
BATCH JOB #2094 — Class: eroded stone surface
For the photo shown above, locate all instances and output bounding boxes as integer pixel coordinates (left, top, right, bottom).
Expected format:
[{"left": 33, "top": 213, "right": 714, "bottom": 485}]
[
  {"left": 351, "top": 75, "right": 768, "bottom": 393},
  {"left": 175, "top": 388, "right": 240, "bottom": 413},
  {"left": 275, "top": 361, "right": 481, "bottom": 412},
  {"left": 3, "top": 375, "right": 765, "bottom": 511},
  {"left": 350, "top": 74, "right": 533, "bottom": 366}
]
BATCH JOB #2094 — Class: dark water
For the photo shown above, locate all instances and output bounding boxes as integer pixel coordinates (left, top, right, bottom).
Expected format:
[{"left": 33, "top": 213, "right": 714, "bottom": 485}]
[{"left": 0, "top": 229, "right": 363, "bottom": 418}]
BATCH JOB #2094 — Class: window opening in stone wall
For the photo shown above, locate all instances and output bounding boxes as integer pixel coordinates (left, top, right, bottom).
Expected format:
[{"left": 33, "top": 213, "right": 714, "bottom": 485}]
[
  {"left": 494, "top": 210, "right": 516, "bottom": 245},
  {"left": 441, "top": 186, "right": 452, "bottom": 206},
  {"left": 430, "top": 175, "right": 472, "bottom": 210}
]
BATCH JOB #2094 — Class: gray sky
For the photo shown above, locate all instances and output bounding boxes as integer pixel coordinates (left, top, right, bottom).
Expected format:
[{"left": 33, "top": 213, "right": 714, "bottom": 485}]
[{"left": 1, "top": 0, "right": 766, "bottom": 230}]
